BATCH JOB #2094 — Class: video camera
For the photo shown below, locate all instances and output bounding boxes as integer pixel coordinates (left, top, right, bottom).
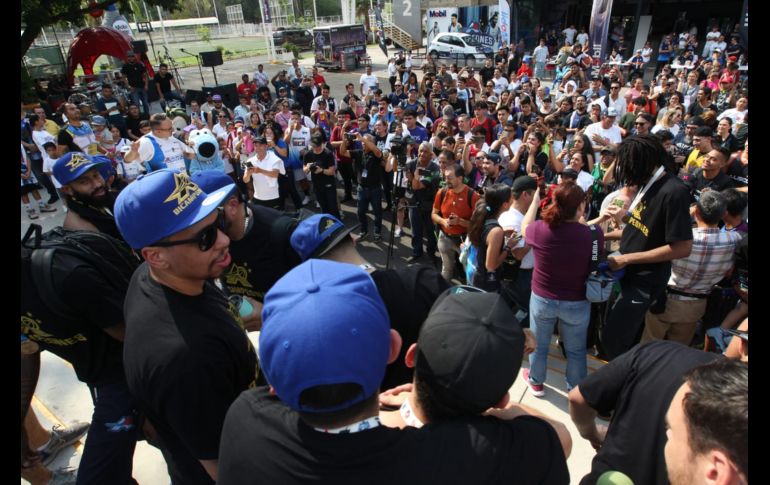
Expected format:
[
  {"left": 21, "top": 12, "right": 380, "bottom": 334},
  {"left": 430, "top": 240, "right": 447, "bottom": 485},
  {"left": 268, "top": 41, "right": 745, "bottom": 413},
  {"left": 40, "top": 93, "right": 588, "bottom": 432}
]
[{"left": 389, "top": 134, "right": 415, "bottom": 167}]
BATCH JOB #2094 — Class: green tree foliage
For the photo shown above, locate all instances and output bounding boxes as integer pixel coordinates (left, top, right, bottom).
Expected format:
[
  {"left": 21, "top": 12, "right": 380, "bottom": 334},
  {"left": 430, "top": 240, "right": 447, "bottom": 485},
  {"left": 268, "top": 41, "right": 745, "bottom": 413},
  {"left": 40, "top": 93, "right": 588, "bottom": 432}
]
[
  {"left": 21, "top": 0, "right": 181, "bottom": 59},
  {"left": 197, "top": 25, "right": 212, "bottom": 43}
]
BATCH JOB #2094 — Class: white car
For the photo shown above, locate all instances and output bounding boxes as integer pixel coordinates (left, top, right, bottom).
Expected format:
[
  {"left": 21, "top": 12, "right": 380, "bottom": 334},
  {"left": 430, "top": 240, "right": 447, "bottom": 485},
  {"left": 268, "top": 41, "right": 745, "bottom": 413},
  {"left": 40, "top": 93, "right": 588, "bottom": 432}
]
[{"left": 427, "top": 32, "right": 493, "bottom": 67}]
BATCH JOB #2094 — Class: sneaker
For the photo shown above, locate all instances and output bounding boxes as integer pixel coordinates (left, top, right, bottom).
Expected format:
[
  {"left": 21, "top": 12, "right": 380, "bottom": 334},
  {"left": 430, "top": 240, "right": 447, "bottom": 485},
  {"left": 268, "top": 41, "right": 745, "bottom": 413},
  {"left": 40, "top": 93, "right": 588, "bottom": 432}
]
[
  {"left": 39, "top": 203, "right": 58, "bottom": 213},
  {"left": 315, "top": 201, "right": 321, "bottom": 209},
  {"left": 373, "top": 233, "right": 382, "bottom": 242},
  {"left": 48, "top": 467, "right": 78, "bottom": 485},
  {"left": 301, "top": 195, "right": 311, "bottom": 205},
  {"left": 27, "top": 208, "right": 39, "bottom": 220},
  {"left": 522, "top": 368, "right": 545, "bottom": 398},
  {"left": 394, "top": 227, "right": 402, "bottom": 238},
  {"left": 39, "top": 421, "right": 90, "bottom": 466},
  {"left": 357, "top": 230, "right": 368, "bottom": 240},
  {"left": 47, "top": 195, "right": 60, "bottom": 205}
]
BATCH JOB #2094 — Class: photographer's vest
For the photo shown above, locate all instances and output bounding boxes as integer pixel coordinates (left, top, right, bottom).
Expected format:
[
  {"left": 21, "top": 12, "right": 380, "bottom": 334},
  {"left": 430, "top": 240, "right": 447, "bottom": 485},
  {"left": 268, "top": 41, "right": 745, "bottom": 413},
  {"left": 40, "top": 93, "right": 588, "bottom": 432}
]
[{"left": 63, "top": 123, "right": 98, "bottom": 155}]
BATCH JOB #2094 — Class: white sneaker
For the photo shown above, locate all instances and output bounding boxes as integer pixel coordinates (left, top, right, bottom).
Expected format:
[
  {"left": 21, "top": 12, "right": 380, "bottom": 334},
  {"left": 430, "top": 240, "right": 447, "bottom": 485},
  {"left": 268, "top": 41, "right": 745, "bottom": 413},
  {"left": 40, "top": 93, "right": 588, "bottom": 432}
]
[
  {"left": 394, "top": 227, "right": 402, "bottom": 238},
  {"left": 27, "top": 208, "right": 39, "bottom": 220},
  {"left": 301, "top": 196, "right": 311, "bottom": 205}
]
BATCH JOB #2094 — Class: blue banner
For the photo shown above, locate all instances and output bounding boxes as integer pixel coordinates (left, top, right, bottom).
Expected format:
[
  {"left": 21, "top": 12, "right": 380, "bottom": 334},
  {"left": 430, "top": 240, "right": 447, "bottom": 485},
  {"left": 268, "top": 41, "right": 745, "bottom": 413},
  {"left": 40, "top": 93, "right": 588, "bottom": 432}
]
[{"left": 588, "top": 0, "right": 613, "bottom": 77}]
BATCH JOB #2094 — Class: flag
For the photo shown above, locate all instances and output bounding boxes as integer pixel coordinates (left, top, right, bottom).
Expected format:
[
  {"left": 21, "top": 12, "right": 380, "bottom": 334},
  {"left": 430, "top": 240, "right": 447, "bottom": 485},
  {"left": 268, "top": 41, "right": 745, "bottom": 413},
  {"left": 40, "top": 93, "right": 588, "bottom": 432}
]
[
  {"left": 374, "top": 2, "right": 388, "bottom": 57},
  {"left": 588, "top": 0, "right": 613, "bottom": 78},
  {"left": 498, "top": 0, "right": 510, "bottom": 49}
]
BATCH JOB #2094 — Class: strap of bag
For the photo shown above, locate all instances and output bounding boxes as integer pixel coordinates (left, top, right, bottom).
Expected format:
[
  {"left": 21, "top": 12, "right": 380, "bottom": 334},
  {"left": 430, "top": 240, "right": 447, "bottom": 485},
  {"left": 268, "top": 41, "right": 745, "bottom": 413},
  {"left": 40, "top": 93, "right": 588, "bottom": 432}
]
[{"left": 589, "top": 224, "right": 600, "bottom": 273}]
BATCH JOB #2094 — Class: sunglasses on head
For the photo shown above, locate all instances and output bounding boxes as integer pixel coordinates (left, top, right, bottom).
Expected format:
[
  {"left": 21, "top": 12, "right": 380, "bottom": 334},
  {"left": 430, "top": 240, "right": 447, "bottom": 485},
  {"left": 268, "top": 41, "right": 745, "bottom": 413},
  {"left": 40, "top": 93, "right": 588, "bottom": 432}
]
[{"left": 152, "top": 209, "right": 223, "bottom": 252}]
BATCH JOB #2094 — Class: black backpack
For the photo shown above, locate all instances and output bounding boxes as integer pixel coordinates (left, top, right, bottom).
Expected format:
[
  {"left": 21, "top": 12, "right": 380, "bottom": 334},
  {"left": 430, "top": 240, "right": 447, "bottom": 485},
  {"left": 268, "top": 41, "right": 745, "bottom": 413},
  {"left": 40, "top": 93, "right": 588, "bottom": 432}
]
[{"left": 21, "top": 224, "right": 141, "bottom": 320}]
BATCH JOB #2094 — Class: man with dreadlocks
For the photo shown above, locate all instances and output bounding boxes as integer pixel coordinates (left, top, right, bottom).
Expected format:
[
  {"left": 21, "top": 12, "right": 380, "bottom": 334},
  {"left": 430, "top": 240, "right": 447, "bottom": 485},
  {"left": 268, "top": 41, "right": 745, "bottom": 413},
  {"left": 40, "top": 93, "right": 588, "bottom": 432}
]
[{"left": 601, "top": 134, "right": 693, "bottom": 360}]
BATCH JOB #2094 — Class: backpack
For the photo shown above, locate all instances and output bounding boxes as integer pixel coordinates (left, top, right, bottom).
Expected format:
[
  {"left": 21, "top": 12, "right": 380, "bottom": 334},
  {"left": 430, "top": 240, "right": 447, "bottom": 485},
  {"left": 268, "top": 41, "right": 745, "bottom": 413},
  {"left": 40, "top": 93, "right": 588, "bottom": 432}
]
[
  {"left": 437, "top": 186, "right": 475, "bottom": 216},
  {"left": 21, "top": 224, "right": 141, "bottom": 321}
]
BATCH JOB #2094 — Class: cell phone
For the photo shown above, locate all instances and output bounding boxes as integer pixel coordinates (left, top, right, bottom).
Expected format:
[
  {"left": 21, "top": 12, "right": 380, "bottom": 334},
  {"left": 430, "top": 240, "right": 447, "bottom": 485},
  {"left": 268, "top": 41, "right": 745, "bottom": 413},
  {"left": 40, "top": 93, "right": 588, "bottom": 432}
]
[{"left": 613, "top": 198, "right": 625, "bottom": 208}]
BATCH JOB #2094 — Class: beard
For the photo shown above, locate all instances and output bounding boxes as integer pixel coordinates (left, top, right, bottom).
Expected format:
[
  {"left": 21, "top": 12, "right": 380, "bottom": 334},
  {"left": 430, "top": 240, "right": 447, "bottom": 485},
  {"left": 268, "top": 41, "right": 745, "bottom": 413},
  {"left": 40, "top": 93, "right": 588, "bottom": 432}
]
[{"left": 69, "top": 184, "right": 111, "bottom": 208}]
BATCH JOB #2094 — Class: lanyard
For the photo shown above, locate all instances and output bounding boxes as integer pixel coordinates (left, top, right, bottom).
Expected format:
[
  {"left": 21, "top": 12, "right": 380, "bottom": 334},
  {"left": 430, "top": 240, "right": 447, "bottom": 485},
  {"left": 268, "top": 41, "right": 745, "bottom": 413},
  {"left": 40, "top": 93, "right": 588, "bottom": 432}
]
[
  {"left": 626, "top": 166, "right": 666, "bottom": 218},
  {"left": 400, "top": 399, "right": 425, "bottom": 428},
  {"left": 313, "top": 416, "right": 381, "bottom": 434}
]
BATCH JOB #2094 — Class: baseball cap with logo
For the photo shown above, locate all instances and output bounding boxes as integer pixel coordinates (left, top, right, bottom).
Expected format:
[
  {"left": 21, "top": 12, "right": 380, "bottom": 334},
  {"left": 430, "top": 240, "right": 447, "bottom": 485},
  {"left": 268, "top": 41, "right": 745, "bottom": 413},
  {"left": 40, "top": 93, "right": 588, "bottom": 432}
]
[
  {"left": 290, "top": 213, "right": 360, "bottom": 261},
  {"left": 414, "top": 290, "right": 524, "bottom": 413},
  {"left": 212, "top": 94, "right": 222, "bottom": 101},
  {"left": 191, "top": 170, "right": 239, "bottom": 199},
  {"left": 114, "top": 169, "right": 234, "bottom": 249},
  {"left": 90, "top": 115, "right": 106, "bottom": 126},
  {"left": 605, "top": 107, "right": 618, "bottom": 117},
  {"left": 260, "top": 259, "right": 390, "bottom": 412},
  {"left": 53, "top": 152, "right": 108, "bottom": 186}
]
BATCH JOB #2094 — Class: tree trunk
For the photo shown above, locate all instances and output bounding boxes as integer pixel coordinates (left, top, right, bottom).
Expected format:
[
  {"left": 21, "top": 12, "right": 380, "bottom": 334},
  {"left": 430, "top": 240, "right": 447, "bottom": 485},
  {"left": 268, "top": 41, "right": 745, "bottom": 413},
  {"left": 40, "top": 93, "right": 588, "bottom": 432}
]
[{"left": 21, "top": 24, "right": 42, "bottom": 59}]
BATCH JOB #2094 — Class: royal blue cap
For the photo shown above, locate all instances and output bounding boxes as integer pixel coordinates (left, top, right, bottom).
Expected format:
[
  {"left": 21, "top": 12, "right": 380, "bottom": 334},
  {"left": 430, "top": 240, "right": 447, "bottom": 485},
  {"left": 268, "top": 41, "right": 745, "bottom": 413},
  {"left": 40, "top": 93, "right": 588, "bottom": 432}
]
[
  {"left": 190, "top": 170, "right": 238, "bottom": 198},
  {"left": 53, "top": 152, "right": 108, "bottom": 186},
  {"left": 92, "top": 155, "right": 115, "bottom": 181},
  {"left": 114, "top": 169, "right": 234, "bottom": 249},
  {"left": 290, "top": 213, "right": 360, "bottom": 261},
  {"left": 260, "top": 260, "right": 390, "bottom": 412}
]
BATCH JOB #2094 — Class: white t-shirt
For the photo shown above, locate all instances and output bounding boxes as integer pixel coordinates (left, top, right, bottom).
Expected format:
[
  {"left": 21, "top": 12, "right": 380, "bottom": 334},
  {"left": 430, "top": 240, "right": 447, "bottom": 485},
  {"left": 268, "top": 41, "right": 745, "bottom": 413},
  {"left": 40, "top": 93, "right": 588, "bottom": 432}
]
[
  {"left": 563, "top": 28, "right": 577, "bottom": 45},
  {"left": 497, "top": 207, "right": 535, "bottom": 269},
  {"left": 117, "top": 159, "right": 145, "bottom": 182},
  {"left": 576, "top": 32, "right": 590, "bottom": 46},
  {"left": 574, "top": 170, "right": 595, "bottom": 192},
  {"left": 532, "top": 45, "right": 549, "bottom": 63},
  {"left": 248, "top": 151, "right": 285, "bottom": 201},
  {"left": 359, "top": 74, "right": 379, "bottom": 95},
  {"left": 641, "top": 47, "right": 653, "bottom": 63},
  {"left": 42, "top": 155, "right": 62, "bottom": 189},
  {"left": 387, "top": 62, "right": 397, "bottom": 77},
  {"left": 583, "top": 121, "right": 622, "bottom": 162},
  {"left": 492, "top": 76, "right": 509, "bottom": 94},
  {"left": 32, "top": 129, "right": 56, "bottom": 156},
  {"left": 137, "top": 133, "right": 193, "bottom": 173},
  {"left": 212, "top": 123, "right": 228, "bottom": 139}
]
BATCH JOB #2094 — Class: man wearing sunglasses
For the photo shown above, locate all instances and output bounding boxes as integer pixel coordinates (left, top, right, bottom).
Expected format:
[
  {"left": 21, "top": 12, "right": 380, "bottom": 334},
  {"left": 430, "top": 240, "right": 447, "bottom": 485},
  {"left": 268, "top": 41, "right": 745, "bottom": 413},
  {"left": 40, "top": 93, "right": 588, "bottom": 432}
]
[
  {"left": 115, "top": 169, "right": 259, "bottom": 484},
  {"left": 124, "top": 113, "right": 195, "bottom": 174}
]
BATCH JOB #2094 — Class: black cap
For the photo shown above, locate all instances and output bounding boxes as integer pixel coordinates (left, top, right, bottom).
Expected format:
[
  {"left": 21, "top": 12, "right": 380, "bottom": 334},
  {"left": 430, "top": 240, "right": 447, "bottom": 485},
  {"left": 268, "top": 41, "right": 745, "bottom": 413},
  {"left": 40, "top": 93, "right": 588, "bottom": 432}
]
[
  {"left": 357, "top": 113, "right": 370, "bottom": 122},
  {"left": 310, "top": 134, "right": 325, "bottom": 146},
  {"left": 486, "top": 152, "right": 501, "bottom": 164},
  {"left": 561, "top": 168, "right": 579, "bottom": 180},
  {"left": 695, "top": 126, "right": 714, "bottom": 137},
  {"left": 253, "top": 136, "right": 268, "bottom": 144},
  {"left": 512, "top": 175, "right": 537, "bottom": 194},
  {"left": 600, "top": 145, "right": 617, "bottom": 155},
  {"left": 402, "top": 134, "right": 416, "bottom": 145},
  {"left": 687, "top": 117, "right": 705, "bottom": 127},
  {"left": 415, "top": 290, "right": 524, "bottom": 413}
]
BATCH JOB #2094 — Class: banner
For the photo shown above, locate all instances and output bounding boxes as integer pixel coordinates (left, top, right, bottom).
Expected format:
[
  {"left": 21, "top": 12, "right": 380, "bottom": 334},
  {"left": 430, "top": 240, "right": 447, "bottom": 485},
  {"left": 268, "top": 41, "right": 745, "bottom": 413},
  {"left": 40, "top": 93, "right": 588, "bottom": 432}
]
[
  {"left": 374, "top": 2, "right": 388, "bottom": 57},
  {"left": 498, "top": 0, "right": 510, "bottom": 49},
  {"left": 262, "top": 0, "right": 272, "bottom": 24},
  {"left": 103, "top": 3, "right": 134, "bottom": 39},
  {"left": 588, "top": 0, "right": 613, "bottom": 77},
  {"left": 740, "top": 0, "right": 748, "bottom": 50}
]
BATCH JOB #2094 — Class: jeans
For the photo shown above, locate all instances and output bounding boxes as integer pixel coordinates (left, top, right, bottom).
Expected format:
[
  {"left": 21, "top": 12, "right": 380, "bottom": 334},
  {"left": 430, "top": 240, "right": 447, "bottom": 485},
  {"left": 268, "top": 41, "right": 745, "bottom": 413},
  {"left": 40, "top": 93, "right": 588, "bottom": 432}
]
[
  {"left": 279, "top": 168, "right": 304, "bottom": 209},
  {"left": 408, "top": 206, "right": 437, "bottom": 257},
  {"left": 159, "top": 90, "right": 186, "bottom": 110},
  {"left": 315, "top": 182, "right": 340, "bottom": 219},
  {"left": 338, "top": 161, "right": 355, "bottom": 199},
  {"left": 77, "top": 380, "right": 139, "bottom": 485},
  {"left": 602, "top": 266, "right": 670, "bottom": 360},
  {"left": 528, "top": 293, "right": 591, "bottom": 390},
  {"left": 437, "top": 231, "right": 462, "bottom": 281},
  {"left": 535, "top": 62, "right": 546, "bottom": 79},
  {"left": 357, "top": 186, "right": 382, "bottom": 234},
  {"left": 501, "top": 268, "right": 533, "bottom": 327},
  {"left": 129, "top": 87, "right": 150, "bottom": 115}
]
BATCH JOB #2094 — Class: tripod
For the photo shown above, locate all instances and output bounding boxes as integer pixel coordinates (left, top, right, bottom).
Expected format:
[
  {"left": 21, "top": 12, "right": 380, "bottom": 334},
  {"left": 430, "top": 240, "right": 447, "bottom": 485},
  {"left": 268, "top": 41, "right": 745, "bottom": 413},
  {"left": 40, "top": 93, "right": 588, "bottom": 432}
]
[{"left": 385, "top": 155, "right": 411, "bottom": 269}]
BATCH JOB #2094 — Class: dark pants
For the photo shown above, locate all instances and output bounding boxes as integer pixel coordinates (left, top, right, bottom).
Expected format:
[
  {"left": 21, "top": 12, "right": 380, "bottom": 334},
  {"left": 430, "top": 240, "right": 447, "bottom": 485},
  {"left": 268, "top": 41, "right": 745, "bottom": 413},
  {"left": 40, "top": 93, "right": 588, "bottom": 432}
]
[
  {"left": 315, "top": 182, "right": 340, "bottom": 219},
  {"left": 77, "top": 380, "right": 139, "bottom": 485},
  {"left": 601, "top": 266, "right": 671, "bottom": 360},
  {"left": 279, "top": 169, "right": 304, "bottom": 209},
  {"left": 337, "top": 161, "right": 356, "bottom": 199},
  {"left": 357, "top": 186, "right": 383, "bottom": 234},
  {"left": 159, "top": 91, "right": 186, "bottom": 110},
  {"left": 29, "top": 155, "right": 57, "bottom": 200},
  {"left": 252, "top": 197, "right": 282, "bottom": 210},
  {"left": 129, "top": 87, "right": 150, "bottom": 115},
  {"left": 501, "top": 268, "right": 533, "bottom": 327},
  {"left": 408, "top": 206, "right": 437, "bottom": 257},
  {"left": 381, "top": 172, "right": 393, "bottom": 207}
]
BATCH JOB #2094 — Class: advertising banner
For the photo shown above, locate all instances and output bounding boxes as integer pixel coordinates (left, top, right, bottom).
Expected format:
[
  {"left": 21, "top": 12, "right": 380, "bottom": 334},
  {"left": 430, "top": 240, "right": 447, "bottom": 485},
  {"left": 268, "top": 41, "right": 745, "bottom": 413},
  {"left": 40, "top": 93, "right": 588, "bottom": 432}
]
[
  {"left": 374, "top": 1, "right": 388, "bottom": 56},
  {"left": 498, "top": 0, "right": 510, "bottom": 48},
  {"left": 740, "top": 0, "right": 748, "bottom": 50},
  {"left": 588, "top": 0, "right": 613, "bottom": 77},
  {"left": 427, "top": 6, "right": 503, "bottom": 50}
]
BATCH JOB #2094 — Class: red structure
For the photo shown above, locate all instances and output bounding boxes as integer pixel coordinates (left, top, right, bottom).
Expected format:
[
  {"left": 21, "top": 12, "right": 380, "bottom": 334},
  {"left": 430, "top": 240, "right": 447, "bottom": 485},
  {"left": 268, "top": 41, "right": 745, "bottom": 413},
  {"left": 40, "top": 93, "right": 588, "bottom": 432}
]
[{"left": 65, "top": 26, "right": 154, "bottom": 86}]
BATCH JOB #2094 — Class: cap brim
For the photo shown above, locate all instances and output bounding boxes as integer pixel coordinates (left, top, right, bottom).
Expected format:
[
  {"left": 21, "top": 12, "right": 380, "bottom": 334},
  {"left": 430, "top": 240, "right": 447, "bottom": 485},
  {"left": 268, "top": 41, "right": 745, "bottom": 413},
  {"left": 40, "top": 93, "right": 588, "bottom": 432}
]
[
  {"left": 311, "top": 222, "right": 361, "bottom": 259},
  {"left": 724, "top": 328, "right": 748, "bottom": 342},
  {"left": 164, "top": 184, "right": 235, "bottom": 244},
  {"left": 64, "top": 160, "right": 108, "bottom": 185}
]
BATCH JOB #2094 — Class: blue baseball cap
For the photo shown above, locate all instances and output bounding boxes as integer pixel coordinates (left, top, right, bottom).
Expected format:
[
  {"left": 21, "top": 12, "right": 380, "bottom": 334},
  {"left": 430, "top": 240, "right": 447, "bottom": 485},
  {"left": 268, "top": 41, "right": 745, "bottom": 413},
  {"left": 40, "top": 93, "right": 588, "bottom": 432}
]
[
  {"left": 289, "top": 213, "right": 360, "bottom": 261},
  {"left": 190, "top": 170, "right": 238, "bottom": 198},
  {"left": 114, "top": 169, "right": 234, "bottom": 249},
  {"left": 53, "top": 152, "right": 108, "bottom": 186},
  {"left": 260, "top": 259, "right": 391, "bottom": 412},
  {"left": 92, "top": 155, "right": 115, "bottom": 181}
]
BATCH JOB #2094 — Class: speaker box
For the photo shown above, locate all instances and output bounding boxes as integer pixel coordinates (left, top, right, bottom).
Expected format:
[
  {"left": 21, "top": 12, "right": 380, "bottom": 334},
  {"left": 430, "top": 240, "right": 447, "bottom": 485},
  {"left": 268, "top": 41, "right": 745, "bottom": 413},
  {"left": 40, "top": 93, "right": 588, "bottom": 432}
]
[
  {"left": 131, "top": 40, "right": 148, "bottom": 54},
  {"left": 202, "top": 84, "right": 238, "bottom": 109},
  {"left": 184, "top": 89, "right": 205, "bottom": 106},
  {"left": 200, "top": 51, "right": 223, "bottom": 68}
]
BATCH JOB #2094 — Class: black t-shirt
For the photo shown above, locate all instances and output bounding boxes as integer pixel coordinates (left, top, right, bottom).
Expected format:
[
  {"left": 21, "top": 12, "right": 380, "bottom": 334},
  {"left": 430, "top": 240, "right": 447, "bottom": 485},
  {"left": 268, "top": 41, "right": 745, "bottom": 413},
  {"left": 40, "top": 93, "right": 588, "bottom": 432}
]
[
  {"left": 725, "top": 159, "right": 748, "bottom": 187},
  {"left": 718, "top": 134, "right": 739, "bottom": 153},
  {"left": 218, "top": 387, "right": 570, "bottom": 485},
  {"left": 578, "top": 342, "right": 720, "bottom": 485},
  {"left": 21, "top": 253, "right": 126, "bottom": 385},
  {"left": 125, "top": 113, "right": 149, "bottom": 138},
  {"left": 371, "top": 266, "right": 449, "bottom": 390},
  {"left": 673, "top": 138, "right": 693, "bottom": 158},
  {"left": 406, "top": 160, "right": 440, "bottom": 206},
  {"left": 687, "top": 101, "right": 717, "bottom": 119},
  {"left": 563, "top": 110, "right": 591, "bottom": 130},
  {"left": 355, "top": 150, "right": 384, "bottom": 188},
  {"left": 517, "top": 150, "right": 550, "bottom": 179},
  {"left": 685, "top": 169, "right": 736, "bottom": 201},
  {"left": 153, "top": 73, "right": 174, "bottom": 93},
  {"left": 222, "top": 203, "right": 302, "bottom": 302},
  {"left": 619, "top": 173, "right": 693, "bottom": 273},
  {"left": 479, "top": 67, "right": 495, "bottom": 85},
  {"left": 514, "top": 111, "right": 538, "bottom": 131},
  {"left": 304, "top": 148, "right": 337, "bottom": 188},
  {"left": 120, "top": 62, "right": 147, "bottom": 88},
  {"left": 123, "top": 264, "right": 258, "bottom": 485}
]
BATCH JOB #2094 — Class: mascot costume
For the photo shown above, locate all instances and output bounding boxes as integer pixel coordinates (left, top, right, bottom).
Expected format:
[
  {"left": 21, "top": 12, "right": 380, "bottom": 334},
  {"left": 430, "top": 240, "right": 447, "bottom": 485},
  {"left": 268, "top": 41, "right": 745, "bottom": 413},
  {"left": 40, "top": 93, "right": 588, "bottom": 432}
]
[{"left": 187, "top": 128, "right": 225, "bottom": 174}]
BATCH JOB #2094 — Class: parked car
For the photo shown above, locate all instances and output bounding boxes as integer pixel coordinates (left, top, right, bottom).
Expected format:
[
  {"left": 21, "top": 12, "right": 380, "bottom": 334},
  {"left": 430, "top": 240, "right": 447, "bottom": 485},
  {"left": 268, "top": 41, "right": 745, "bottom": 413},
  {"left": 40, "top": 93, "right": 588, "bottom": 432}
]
[
  {"left": 273, "top": 28, "right": 314, "bottom": 49},
  {"left": 427, "top": 32, "right": 492, "bottom": 67}
]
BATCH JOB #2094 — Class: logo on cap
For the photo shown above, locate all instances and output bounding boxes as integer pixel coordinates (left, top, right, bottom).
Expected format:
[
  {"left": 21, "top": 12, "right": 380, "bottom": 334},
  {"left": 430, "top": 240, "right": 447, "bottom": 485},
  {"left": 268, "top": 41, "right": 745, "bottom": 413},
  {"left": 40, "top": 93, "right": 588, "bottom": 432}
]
[
  {"left": 163, "top": 172, "right": 203, "bottom": 215},
  {"left": 66, "top": 153, "right": 91, "bottom": 172},
  {"left": 321, "top": 217, "right": 336, "bottom": 232}
]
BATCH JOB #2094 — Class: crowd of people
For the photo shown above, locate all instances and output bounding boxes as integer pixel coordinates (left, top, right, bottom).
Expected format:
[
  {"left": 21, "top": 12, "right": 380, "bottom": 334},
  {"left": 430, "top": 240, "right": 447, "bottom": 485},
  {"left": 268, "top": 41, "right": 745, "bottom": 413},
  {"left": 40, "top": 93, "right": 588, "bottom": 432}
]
[{"left": 21, "top": 24, "right": 748, "bottom": 485}]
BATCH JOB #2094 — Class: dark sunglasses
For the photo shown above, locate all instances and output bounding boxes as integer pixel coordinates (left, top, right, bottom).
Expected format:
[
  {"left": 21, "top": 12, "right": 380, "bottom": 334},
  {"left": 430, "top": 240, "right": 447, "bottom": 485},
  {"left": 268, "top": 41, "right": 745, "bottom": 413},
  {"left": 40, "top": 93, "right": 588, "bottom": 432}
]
[
  {"left": 634, "top": 122, "right": 647, "bottom": 126},
  {"left": 152, "top": 209, "right": 223, "bottom": 252}
]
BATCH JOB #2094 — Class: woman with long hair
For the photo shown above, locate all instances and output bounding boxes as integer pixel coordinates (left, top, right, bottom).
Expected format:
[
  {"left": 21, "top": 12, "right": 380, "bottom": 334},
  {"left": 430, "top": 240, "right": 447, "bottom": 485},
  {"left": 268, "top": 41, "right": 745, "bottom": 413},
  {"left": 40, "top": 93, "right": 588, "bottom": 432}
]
[
  {"left": 468, "top": 184, "right": 515, "bottom": 292},
  {"left": 715, "top": 117, "right": 739, "bottom": 153},
  {"left": 551, "top": 132, "right": 594, "bottom": 174},
  {"left": 520, "top": 181, "right": 601, "bottom": 397},
  {"left": 651, "top": 108, "right": 683, "bottom": 138}
]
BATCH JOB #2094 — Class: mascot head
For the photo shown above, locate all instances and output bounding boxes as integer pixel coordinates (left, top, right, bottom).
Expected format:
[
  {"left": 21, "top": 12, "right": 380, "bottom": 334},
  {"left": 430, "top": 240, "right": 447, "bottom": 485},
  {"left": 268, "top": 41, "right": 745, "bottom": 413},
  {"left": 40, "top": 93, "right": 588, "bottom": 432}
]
[{"left": 188, "top": 128, "right": 219, "bottom": 162}]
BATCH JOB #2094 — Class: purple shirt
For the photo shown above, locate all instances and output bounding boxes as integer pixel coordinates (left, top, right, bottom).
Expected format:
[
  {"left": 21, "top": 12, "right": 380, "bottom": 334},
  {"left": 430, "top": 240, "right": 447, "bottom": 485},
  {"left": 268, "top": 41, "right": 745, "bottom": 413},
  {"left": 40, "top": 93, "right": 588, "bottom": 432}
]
[{"left": 527, "top": 220, "right": 603, "bottom": 301}]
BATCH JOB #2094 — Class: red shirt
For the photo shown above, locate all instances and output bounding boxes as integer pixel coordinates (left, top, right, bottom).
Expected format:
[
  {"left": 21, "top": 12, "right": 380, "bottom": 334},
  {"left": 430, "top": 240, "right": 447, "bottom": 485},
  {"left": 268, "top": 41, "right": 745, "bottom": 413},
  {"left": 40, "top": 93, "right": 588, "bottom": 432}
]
[
  {"left": 314, "top": 74, "right": 326, "bottom": 86},
  {"left": 433, "top": 185, "right": 480, "bottom": 235},
  {"left": 517, "top": 65, "right": 533, "bottom": 78},
  {"left": 470, "top": 116, "right": 497, "bottom": 145},
  {"left": 237, "top": 82, "right": 256, "bottom": 100}
]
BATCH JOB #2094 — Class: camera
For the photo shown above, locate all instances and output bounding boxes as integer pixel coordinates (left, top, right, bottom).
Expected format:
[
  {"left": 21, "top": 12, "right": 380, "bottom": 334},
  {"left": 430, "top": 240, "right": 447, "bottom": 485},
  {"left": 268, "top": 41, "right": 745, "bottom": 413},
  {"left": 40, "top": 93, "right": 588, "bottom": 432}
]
[
  {"left": 307, "top": 163, "right": 319, "bottom": 172},
  {"left": 345, "top": 131, "right": 357, "bottom": 143}
]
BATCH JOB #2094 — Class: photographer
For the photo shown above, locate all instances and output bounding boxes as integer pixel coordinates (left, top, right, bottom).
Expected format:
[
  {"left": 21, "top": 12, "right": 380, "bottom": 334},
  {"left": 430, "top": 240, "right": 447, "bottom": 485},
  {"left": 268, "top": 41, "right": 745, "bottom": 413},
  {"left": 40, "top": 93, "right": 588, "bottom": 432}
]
[
  {"left": 341, "top": 132, "right": 385, "bottom": 241},
  {"left": 243, "top": 136, "right": 285, "bottom": 209},
  {"left": 303, "top": 134, "right": 339, "bottom": 218},
  {"left": 404, "top": 142, "right": 441, "bottom": 263},
  {"left": 385, "top": 130, "right": 417, "bottom": 238}
]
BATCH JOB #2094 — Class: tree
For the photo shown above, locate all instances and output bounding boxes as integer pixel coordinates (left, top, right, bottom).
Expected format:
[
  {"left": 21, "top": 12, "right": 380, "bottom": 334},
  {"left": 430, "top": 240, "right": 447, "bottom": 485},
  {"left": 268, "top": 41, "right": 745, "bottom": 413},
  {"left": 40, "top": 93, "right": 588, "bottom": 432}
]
[{"left": 21, "top": 0, "right": 182, "bottom": 59}]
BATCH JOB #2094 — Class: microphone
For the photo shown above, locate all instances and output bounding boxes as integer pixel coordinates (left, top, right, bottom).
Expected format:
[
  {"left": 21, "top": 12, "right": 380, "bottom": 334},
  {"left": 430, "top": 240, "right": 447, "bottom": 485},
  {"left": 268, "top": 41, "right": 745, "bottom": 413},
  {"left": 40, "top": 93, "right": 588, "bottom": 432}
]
[{"left": 596, "top": 471, "right": 634, "bottom": 485}]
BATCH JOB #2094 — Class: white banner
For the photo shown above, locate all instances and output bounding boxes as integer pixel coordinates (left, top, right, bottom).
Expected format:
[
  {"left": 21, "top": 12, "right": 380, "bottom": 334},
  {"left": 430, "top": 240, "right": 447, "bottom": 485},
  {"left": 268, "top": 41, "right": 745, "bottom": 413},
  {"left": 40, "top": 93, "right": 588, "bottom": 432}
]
[{"left": 498, "top": 0, "right": 510, "bottom": 49}]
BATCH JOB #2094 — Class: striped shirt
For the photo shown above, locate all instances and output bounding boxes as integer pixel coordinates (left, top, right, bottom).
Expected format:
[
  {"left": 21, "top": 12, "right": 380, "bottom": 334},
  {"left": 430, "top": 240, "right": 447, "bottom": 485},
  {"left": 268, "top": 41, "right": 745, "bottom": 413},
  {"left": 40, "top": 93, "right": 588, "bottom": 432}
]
[{"left": 668, "top": 228, "right": 742, "bottom": 297}]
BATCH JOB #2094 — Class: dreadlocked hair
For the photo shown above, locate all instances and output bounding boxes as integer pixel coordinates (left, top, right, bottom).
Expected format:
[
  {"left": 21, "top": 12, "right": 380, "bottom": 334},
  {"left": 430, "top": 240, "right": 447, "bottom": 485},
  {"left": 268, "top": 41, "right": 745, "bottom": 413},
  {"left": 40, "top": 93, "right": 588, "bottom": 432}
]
[
  {"left": 468, "top": 183, "right": 511, "bottom": 246},
  {"left": 614, "top": 134, "right": 667, "bottom": 187}
]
